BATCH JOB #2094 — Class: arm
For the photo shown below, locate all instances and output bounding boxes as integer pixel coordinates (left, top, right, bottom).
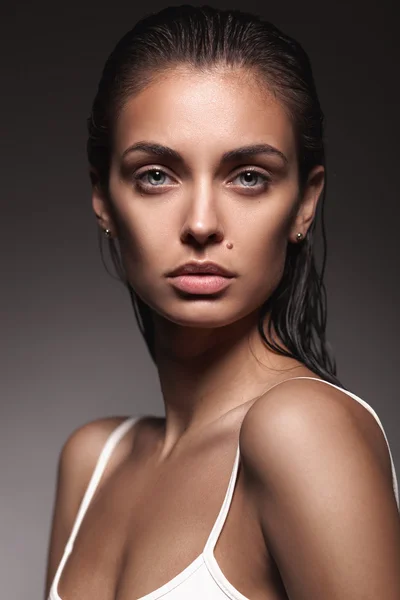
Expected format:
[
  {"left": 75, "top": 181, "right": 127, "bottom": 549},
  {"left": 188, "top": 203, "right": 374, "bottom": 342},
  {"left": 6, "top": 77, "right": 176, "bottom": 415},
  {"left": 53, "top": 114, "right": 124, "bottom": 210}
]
[
  {"left": 43, "top": 417, "right": 129, "bottom": 599},
  {"left": 240, "top": 379, "right": 400, "bottom": 600}
]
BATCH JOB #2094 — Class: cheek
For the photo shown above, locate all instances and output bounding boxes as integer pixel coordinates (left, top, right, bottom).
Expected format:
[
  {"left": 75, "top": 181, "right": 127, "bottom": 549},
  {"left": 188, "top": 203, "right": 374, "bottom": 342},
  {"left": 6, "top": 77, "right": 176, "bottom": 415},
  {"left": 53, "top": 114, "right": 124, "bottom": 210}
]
[
  {"left": 110, "top": 196, "right": 179, "bottom": 291},
  {"left": 118, "top": 219, "right": 167, "bottom": 274},
  {"left": 232, "top": 202, "right": 294, "bottom": 297}
]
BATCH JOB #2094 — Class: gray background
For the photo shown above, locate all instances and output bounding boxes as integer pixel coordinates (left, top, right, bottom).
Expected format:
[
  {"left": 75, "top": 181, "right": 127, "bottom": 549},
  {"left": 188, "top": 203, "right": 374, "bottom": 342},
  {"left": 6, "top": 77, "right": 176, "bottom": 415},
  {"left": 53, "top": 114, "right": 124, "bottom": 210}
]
[{"left": 2, "top": 1, "right": 399, "bottom": 598}]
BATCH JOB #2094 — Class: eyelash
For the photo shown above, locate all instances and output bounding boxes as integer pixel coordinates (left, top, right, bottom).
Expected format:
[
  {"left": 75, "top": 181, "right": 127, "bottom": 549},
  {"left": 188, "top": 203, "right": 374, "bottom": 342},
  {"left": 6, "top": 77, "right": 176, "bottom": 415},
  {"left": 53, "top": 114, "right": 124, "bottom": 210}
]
[{"left": 132, "top": 167, "right": 271, "bottom": 194}]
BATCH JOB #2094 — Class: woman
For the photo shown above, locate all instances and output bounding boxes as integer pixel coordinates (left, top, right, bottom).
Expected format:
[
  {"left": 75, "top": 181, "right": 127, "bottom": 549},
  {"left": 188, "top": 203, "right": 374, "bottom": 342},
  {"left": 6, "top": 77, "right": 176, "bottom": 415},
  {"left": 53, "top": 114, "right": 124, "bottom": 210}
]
[{"left": 45, "top": 5, "right": 400, "bottom": 599}]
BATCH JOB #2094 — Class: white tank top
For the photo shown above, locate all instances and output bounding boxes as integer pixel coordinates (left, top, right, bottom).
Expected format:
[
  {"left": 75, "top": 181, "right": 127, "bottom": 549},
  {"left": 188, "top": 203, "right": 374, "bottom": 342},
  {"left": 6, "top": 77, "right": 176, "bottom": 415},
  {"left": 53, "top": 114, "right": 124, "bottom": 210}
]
[{"left": 48, "top": 377, "right": 399, "bottom": 600}]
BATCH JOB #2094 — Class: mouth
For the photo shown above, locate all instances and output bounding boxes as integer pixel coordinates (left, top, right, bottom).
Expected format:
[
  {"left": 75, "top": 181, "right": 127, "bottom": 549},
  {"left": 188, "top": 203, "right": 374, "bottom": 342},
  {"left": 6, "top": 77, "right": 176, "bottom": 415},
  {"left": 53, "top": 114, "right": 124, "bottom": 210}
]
[
  {"left": 167, "top": 261, "right": 236, "bottom": 278},
  {"left": 166, "top": 261, "right": 236, "bottom": 295},
  {"left": 167, "top": 274, "right": 233, "bottom": 294}
]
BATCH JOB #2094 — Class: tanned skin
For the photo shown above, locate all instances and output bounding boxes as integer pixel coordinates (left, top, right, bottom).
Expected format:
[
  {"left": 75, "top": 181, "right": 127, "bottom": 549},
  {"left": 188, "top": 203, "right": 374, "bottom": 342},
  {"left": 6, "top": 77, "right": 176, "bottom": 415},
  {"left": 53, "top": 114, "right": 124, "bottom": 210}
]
[{"left": 45, "top": 66, "right": 400, "bottom": 600}]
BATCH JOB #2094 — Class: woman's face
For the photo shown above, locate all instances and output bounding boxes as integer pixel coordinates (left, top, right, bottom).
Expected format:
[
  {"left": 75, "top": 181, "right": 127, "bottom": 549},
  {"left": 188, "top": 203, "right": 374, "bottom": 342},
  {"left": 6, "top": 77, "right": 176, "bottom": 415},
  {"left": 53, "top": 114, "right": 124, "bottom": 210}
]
[{"left": 94, "top": 66, "right": 323, "bottom": 328}]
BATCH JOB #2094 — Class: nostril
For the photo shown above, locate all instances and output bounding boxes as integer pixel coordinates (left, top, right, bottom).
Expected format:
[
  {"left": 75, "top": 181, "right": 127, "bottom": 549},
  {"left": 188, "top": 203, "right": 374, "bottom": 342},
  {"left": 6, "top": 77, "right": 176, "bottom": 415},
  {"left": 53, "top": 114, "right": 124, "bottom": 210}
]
[{"left": 181, "top": 228, "right": 224, "bottom": 246}]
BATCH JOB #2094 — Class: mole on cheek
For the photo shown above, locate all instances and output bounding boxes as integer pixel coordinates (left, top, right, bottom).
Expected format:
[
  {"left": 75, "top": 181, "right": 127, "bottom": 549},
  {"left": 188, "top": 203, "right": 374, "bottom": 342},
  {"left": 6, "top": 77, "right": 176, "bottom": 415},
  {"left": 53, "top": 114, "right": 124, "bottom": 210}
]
[{"left": 226, "top": 242, "right": 233, "bottom": 249}]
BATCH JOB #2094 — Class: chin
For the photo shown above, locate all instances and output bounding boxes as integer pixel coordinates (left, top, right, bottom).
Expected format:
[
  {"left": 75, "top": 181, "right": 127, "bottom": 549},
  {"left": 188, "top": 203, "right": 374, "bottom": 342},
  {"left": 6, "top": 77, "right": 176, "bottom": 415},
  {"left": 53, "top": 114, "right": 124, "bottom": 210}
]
[{"left": 151, "top": 300, "right": 260, "bottom": 329}]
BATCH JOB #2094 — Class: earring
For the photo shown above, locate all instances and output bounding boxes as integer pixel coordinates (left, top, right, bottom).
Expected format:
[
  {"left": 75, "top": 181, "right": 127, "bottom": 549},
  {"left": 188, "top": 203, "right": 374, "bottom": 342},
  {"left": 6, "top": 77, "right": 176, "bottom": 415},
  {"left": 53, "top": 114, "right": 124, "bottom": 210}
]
[
  {"left": 296, "top": 232, "right": 303, "bottom": 241},
  {"left": 104, "top": 228, "right": 112, "bottom": 238}
]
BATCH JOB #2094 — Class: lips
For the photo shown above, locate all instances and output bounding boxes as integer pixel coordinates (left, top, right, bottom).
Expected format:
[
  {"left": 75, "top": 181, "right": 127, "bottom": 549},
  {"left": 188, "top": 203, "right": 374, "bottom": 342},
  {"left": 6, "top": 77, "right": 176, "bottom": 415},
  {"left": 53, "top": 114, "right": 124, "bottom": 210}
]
[
  {"left": 167, "top": 261, "right": 236, "bottom": 295},
  {"left": 168, "top": 261, "right": 236, "bottom": 278}
]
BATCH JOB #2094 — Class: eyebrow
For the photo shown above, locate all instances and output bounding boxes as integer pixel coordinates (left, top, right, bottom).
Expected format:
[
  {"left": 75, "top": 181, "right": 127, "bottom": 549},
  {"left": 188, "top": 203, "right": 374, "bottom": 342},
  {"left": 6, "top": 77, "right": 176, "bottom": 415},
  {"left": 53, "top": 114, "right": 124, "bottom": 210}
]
[{"left": 121, "top": 141, "right": 288, "bottom": 165}]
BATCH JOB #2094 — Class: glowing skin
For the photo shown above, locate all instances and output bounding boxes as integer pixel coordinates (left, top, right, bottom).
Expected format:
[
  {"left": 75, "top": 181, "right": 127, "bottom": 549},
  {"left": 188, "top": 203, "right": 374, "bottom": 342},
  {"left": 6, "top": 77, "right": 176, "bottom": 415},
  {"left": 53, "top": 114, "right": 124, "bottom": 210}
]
[
  {"left": 95, "top": 68, "right": 322, "bottom": 325},
  {"left": 92, "top": 66, "right": 325, "bottom": 444}
]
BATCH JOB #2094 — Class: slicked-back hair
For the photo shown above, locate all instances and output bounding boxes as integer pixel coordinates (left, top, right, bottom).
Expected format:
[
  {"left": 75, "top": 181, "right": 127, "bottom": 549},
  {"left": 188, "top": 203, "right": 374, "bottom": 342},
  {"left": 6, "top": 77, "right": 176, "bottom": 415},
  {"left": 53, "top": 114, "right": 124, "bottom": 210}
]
[{"left": 88, "top": 5, "right": 342, "bottom": 386}]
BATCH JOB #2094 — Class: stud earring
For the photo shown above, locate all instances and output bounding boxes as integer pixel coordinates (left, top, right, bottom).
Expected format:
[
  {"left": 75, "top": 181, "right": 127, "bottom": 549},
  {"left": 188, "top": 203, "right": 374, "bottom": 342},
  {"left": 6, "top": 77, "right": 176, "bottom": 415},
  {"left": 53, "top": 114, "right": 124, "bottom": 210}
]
[
  {"left": 104, "top": 228, "right": 112, "bottom": 238},
  {"left": 296, "top": 232, "right": 303, "bottom": 241}
]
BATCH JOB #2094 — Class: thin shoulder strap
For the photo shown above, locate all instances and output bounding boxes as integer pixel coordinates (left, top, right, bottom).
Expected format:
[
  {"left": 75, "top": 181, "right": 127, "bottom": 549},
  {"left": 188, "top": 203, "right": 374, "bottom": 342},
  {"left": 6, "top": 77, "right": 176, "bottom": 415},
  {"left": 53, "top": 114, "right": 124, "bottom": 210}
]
[
  {"left": 50, "top": 416, "right": 139, "bottom": 595},
  {"left": 204, "top": 443, "right": 241, "bottom": 556},
  {"left": 64, "top": 416, "right": 140, "bottom": 552}
]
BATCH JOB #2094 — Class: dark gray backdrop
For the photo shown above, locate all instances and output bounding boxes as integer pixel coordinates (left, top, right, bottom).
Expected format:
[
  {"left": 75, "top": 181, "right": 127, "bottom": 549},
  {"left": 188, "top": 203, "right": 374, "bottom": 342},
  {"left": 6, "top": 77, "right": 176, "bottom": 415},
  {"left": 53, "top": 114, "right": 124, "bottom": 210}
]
[{"left": 2, "top": 1, "right": 399, "bottom": 598}]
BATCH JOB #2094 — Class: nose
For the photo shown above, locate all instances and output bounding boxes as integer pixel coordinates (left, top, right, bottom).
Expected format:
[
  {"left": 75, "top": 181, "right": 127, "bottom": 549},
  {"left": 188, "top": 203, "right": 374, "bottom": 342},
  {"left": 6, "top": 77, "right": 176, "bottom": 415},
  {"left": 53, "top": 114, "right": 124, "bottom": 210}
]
[{"left": 180, "top": 182, "right": 224, "bottom": 247}]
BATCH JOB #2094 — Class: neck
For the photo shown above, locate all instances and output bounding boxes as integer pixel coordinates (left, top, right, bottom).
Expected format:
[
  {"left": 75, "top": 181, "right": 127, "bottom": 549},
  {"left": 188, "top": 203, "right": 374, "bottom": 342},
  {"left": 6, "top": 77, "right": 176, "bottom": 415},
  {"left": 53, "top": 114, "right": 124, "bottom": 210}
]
[{"left": 152, "top": 309, "right": 303, "bottom": 455}]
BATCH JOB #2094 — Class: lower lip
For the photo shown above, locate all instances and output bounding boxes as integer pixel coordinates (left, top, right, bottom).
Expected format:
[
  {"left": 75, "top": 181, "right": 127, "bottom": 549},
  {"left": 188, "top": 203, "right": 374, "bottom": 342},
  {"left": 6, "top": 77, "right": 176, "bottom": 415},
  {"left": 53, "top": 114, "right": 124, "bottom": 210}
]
[{"left": 168, "top": 274, "right": 233, "bottom": 294}]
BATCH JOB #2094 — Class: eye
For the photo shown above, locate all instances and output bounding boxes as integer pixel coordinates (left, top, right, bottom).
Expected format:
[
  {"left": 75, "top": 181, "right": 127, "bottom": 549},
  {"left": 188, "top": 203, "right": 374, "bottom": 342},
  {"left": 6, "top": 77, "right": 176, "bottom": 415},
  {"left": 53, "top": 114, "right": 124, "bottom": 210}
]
[
  {"left": 132, "top": 166, "right": 271, "bottom": 194},
  {"left": 133, "top": 168, "right": 175, "bottom": 192},
  {"left": 230, "top": 168, "right": 271, "bottom": 191}
]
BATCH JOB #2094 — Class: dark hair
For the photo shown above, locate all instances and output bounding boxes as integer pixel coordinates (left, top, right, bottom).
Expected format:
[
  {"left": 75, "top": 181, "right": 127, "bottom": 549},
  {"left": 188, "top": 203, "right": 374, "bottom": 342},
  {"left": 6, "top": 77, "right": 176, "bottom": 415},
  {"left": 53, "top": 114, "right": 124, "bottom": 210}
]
[{"left": 87, "top": 4, "right": 343, "bottom": 387}]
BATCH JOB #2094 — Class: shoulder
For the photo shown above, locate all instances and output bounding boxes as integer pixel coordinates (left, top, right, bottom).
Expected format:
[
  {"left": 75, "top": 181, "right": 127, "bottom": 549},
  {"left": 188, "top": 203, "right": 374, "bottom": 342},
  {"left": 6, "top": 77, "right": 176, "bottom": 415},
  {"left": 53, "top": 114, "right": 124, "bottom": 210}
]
[
  {"left": 57, "top": 417, "right": 137, "bottom": 517},
  {"left": 240, "top": 380, "right": 393, "bottom": 510},
  {"left": 58, "top": 414, "right": 164, "bottom": 503},
  {"left": 238, "top": 377, "right": 400, "bottom": 596},
  {"left": 60, "top": 417, "right": 133, "bottom": 479},
  {"left": 240, "top": 376, "right": 393, "bottom": 485},
  {"left": 45, "top": 417, "right": 132, "bottom": 594}
]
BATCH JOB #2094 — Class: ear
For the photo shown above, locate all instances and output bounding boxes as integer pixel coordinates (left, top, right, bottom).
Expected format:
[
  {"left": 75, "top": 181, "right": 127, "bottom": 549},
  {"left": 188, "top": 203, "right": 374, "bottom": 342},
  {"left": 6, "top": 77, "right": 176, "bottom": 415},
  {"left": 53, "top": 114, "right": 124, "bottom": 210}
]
[
  {"left": 90, "top": 168, "right": 116, "bottom": 238},
  {"left": 289, "top": 165, "right": 325, "bottom": 243}
]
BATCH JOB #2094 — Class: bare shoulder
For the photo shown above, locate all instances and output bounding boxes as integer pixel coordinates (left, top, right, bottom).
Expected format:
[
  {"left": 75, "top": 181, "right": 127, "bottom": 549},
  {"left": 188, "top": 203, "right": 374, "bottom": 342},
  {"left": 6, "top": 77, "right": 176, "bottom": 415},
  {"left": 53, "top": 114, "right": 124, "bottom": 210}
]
[
  {"left": 238, "top": 377, "right": 400, "bottom": 598},
  {"left": 44, "top": 416, "right": 140, "bottom": 597},
  {"left": 59, "top": 416, "right": 134, "bottom": 486},
  {"left": 56, "top": 414, "right": 160, "bottom": 521},
  {"left": 240, "top": 377, "right": 393, "bottom": 484}
]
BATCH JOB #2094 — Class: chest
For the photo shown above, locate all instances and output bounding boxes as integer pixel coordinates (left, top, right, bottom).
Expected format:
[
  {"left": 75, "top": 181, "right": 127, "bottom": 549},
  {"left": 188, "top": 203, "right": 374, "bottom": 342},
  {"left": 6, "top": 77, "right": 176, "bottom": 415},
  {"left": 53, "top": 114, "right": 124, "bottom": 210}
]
[{"left": 56, "top": 446, "right": 283, "bottom": 600}]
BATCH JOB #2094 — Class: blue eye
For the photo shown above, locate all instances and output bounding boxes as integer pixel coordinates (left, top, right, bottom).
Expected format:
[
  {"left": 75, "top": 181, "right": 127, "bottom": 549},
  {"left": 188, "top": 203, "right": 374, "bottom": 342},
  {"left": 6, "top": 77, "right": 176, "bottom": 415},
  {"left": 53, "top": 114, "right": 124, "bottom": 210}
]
[
  {"left": 233, "top": 170, "right": 270, "bottom": 188},
  {"left": 138, "top": 169, "right": 168, "bottom": 186},
  {"left": 132, "top": 167, "right": 270, "bottom": 194}
]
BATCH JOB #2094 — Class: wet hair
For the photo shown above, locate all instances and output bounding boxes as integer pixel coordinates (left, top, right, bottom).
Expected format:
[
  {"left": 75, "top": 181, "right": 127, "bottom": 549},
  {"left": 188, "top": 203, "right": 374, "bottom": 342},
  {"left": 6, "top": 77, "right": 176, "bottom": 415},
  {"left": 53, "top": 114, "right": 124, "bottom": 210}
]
[{"left": 87, "top": 4, "right": 343, "bottom": 387}]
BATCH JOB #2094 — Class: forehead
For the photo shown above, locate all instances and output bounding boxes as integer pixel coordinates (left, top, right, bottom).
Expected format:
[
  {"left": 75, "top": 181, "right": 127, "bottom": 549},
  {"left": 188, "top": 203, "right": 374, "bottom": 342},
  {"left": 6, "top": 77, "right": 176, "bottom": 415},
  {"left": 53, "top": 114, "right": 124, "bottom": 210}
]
[{"left": 113, "top": 67, "right": 296, "bottom": 162}]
